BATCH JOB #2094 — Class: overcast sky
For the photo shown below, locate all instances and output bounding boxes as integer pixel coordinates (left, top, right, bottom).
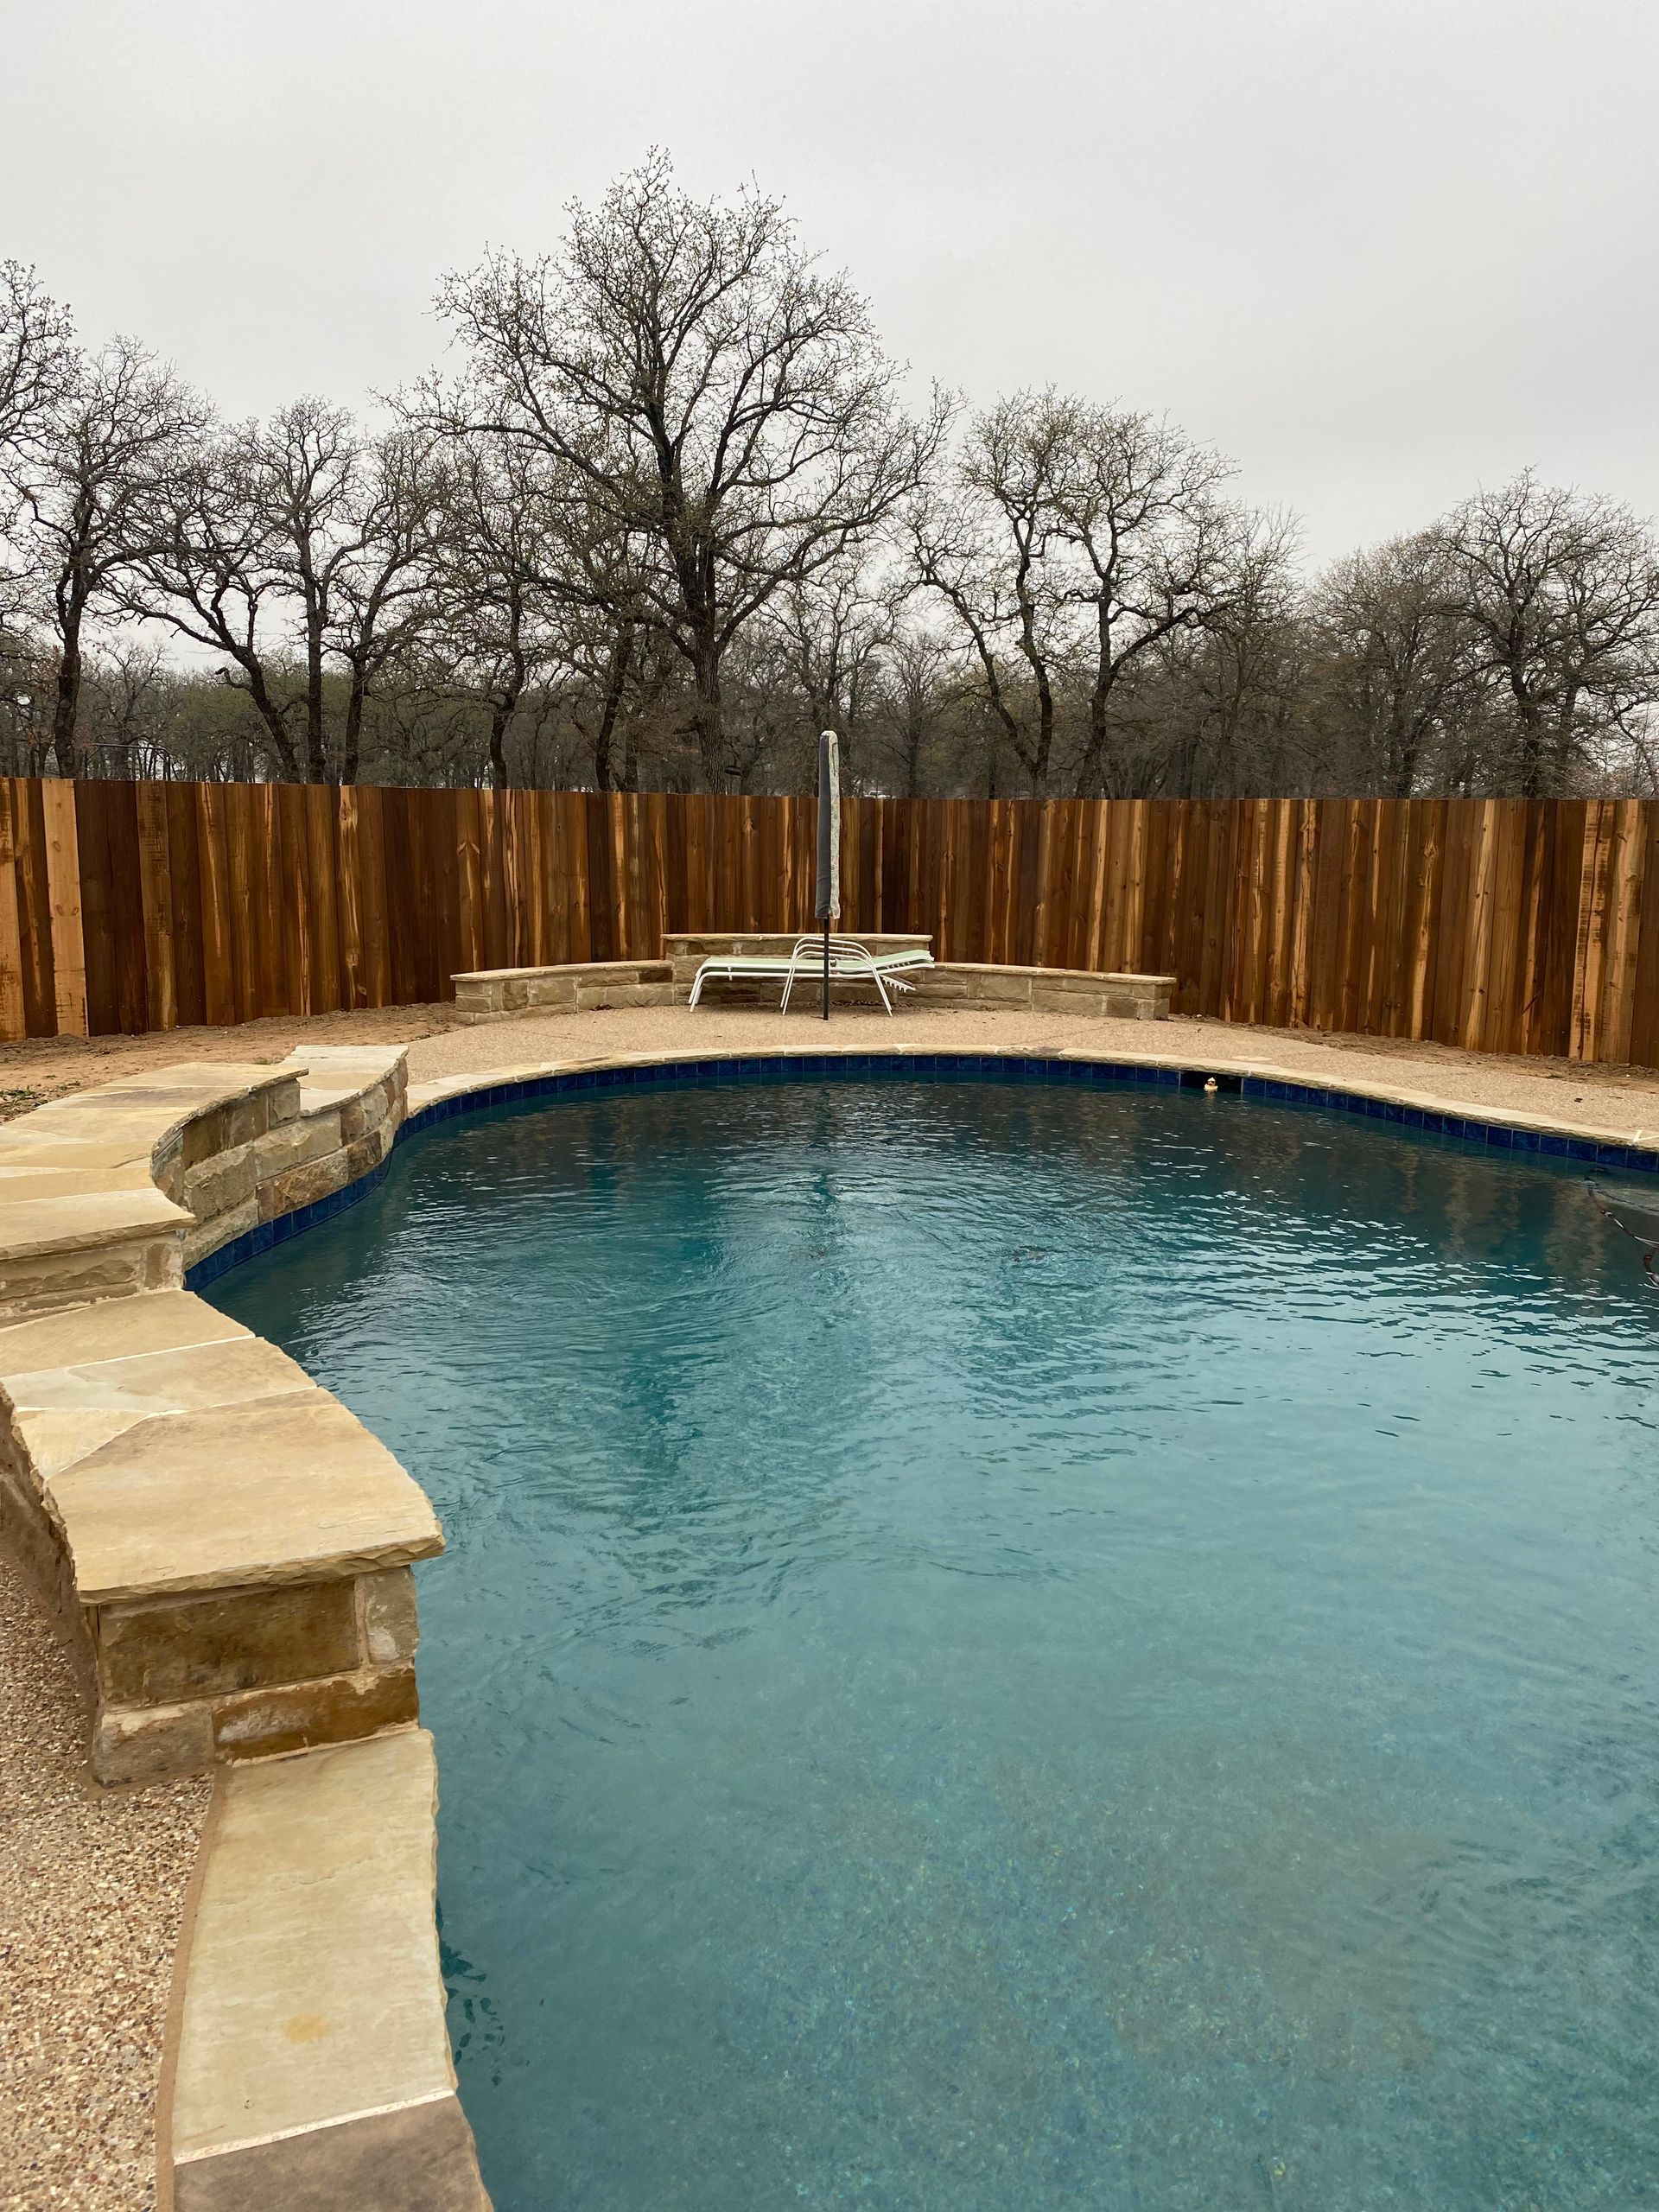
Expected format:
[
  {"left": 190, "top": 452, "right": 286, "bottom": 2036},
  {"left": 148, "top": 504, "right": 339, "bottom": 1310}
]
[{"left": 5, "top": 0, "right": 1656, "bottom": 566}]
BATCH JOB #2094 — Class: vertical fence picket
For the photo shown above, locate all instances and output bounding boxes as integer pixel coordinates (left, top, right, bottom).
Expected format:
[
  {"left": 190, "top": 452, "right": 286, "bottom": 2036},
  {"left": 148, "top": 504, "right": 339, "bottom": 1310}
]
[{"left": 0, "top": 785, "right": 25, "bottom": 1043}]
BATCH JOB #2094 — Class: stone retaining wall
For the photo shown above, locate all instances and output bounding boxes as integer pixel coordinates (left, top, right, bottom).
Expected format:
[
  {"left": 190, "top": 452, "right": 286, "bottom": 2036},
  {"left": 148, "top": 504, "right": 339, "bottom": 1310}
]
[{"left": 452, "top": 938, "right": 1175, "bottom": 1021}]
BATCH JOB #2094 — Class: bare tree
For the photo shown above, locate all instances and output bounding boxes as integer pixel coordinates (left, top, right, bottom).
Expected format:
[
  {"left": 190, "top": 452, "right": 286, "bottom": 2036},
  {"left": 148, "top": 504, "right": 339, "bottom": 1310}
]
[
  {"left": 0, "top": 264, "right": 75, "bottom": 455},
  {"left": 134, "top": 402, "right": 448, "bottom": 782},
  {"left": 866, "top": 625, "right": 962, "bottom": 797},
  {"left": 753, "top": 559, "right": 894, "bottom": 790},
  {"left": 326, "top": 421, "right": 449, "bottom": 783},
  {"left": 427, "top": 419, "right": 655, "bottom": 789},
  {"left": 128, "top": 423, "right": 308, "bottom": 779},
  {"left": 1437, "top": 471, "right": 1659, "bottom": 798},
  {"left": 909, "top": 392, "right": 1247, "bottom": 797},
  {"left": 10, "top": 338, "right": 200, "bottom": 774},
  {"left": 439, "top": 151, "right": 945, "bottom": 789},
  {"left": 0, "top": 265, "right": 77, "bottom": 656},
  {"left": 1044, "top": 397, "right": 1242, "bottom": 796},
  {"left": 429, "top": 429, "right": 554, "bottom": 788},
  {"left": 906, "top": 404, "right": 1077, "bottom": 797},
  {"left": 1307, "top": 532, "right": 1474, "bottom": 794}
]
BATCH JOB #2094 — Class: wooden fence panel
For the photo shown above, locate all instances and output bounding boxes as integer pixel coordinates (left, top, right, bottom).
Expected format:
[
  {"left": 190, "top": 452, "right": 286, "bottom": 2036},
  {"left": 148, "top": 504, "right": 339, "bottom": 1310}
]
[{"left": 0, "top": 775, "right": 1643, "bottom": 1067}]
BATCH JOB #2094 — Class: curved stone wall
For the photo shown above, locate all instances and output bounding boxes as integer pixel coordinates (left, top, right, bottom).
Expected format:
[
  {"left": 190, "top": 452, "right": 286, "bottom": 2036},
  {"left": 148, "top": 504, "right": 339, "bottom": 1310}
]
[{"left": 451, "top": 942, "right": 1178, "bottom": 1022}]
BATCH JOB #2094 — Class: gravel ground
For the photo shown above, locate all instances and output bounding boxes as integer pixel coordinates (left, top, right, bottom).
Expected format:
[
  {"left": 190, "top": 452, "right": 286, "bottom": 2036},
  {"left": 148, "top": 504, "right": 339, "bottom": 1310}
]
[
  {"left": 0, "top": 1553, "right": 211, "bottom": 2212},
  {"left": 404, "top": 1001, "right": 1659, "bottom": 1139}
]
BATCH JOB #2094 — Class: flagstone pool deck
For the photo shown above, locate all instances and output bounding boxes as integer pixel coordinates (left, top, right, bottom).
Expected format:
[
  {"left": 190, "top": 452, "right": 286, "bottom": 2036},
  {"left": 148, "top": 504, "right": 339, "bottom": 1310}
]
[{"left": 3, "top": 1000, "right": 1658, "bottom": 2211}]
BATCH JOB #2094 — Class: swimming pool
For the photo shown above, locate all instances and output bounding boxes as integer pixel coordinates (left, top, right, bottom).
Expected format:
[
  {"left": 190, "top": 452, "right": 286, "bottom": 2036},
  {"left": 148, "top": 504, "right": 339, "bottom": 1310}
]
[{"left": 213, "top": 1073, "right": 1659, "bottom": 2210}]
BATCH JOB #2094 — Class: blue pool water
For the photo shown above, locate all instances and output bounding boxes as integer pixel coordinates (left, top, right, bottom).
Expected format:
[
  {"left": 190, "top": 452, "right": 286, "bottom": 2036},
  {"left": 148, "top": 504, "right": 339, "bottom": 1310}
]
[{"left": 212, "top": 1075, "right": 1659, "bottom": 2211}]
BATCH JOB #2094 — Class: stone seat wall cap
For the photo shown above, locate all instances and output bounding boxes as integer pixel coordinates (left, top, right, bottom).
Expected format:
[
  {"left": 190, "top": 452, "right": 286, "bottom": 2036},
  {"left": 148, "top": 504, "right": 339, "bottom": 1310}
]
[
  {"left": 53, "top": 1388, "right": 444, "bottom": 1605},
  {"left": 936, "top": 960, "right": 1174, "bottom": 985},
  {"left": 0, "top": 1161, "right": 160, "bottom": 1202},
  {"left": 452, "top": 961, "right": 656, "bottom": 983},
  {"left": 14, "top": 1405, "right": 151, "bottom": 1484},
  {"left": 0, "top": 1130, "right": 158, "bottom": 1167},
  {"left": 44, "top": 1065, "right": 302, "bottom": 1109},
  {"left": 451, "top": 963, "right": 573, "bottom": 982},
  {"left": 0, "top": 1186, "right": 188, "bottom": 1261},
  {"left": 277, "top": 1045, "right": 405, "bottom": 1070},
  {"left": 68, "top": 1061, "right": 295, "bottom": 1091},
  {"left": 663, "top": 931, "right": 931, "bottom": 945}
]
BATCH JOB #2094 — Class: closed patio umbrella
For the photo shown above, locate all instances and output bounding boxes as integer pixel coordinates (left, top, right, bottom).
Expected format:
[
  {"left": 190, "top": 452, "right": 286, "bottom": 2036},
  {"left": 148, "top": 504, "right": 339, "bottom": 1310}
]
[{"left": 815, "top": 729, "right": 840, "bottom": 1021}]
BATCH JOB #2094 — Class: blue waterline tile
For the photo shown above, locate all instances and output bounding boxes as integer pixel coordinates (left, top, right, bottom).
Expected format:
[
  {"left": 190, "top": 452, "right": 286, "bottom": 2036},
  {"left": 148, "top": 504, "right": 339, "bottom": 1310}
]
[{"left": 194, "top": 1044, "right": 1656, "bottom": 1292}]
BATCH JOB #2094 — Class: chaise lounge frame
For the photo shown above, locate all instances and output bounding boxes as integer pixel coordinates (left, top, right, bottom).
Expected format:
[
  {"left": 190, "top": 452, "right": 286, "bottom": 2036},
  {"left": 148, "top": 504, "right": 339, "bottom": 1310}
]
[{"left": 688, "top": 935, "right": 935, "bottom": 1014}]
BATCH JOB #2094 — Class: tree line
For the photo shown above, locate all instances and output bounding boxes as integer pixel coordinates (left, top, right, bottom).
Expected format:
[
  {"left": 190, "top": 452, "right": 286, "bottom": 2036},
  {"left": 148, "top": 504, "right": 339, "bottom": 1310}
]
[{"left": 4, "top": 153, "right": 1658, "bottom": 803}]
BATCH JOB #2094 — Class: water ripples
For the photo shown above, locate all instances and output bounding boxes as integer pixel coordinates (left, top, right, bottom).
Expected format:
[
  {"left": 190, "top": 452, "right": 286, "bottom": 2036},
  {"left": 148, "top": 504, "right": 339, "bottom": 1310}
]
[{"left": 216, "top": 1077, "right": 1659, "bottom": 2212}]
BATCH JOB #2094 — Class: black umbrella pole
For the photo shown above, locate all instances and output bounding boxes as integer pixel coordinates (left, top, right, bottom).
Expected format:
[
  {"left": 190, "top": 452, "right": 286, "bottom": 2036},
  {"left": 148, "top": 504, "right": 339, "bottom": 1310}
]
[{"left": 822, "top": 920, "right": 830, "bottom": 1020}]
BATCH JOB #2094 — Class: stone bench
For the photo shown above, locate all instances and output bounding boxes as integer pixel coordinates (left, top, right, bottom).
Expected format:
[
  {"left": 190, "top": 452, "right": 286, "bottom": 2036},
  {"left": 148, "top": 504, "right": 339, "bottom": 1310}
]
[
  {"left": 451, "top": 940, "right": 1174, "bottom": 1021},
  {"left": 916, "top": 962, "right": 1174, "bottom": 1020}
]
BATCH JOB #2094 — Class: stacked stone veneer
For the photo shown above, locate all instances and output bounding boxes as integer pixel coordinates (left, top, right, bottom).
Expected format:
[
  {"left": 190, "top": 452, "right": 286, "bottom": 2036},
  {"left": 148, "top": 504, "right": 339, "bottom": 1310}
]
[
  {"left": 0, "top": 1046, "right": 439, "bottom": 1786},
  {"left": 452, "top": 936, "right": 1176, "bottom": 1020},
  {"left": 452, "top": 957, "right": 680, "bottom": 1021}
]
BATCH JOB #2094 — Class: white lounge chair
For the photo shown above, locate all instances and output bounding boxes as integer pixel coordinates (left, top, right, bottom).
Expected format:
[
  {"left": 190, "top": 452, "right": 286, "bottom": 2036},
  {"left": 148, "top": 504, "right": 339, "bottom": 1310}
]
[{"left": 688, "top": 936, "right": 933, "bottom": 1014}]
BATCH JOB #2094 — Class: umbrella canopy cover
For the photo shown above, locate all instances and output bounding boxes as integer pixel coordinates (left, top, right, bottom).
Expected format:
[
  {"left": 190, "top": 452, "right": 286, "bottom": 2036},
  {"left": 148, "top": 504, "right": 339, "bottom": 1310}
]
[{"left": 816, "top": 730, "right": 842, "bottom": 922}]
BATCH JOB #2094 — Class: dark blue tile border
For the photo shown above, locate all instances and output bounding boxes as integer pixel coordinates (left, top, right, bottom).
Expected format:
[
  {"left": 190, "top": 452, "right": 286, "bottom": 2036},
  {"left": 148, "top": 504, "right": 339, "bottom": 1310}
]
[{"left": 186, "top": 1052, "right": 1659, "bottom": 1292}]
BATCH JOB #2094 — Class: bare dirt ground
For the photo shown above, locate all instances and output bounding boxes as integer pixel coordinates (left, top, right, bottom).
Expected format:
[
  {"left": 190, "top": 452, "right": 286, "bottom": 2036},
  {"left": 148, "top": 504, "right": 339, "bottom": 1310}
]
[
  {"left": 0, "top": 1003, "right": 467, "bottom": 1122},
  {"left": 3, "top": 988, "right": 1656, "bottom": 2211},
  {"left": 0, "top": 1552, "right": 210, "bottom": 2212}
]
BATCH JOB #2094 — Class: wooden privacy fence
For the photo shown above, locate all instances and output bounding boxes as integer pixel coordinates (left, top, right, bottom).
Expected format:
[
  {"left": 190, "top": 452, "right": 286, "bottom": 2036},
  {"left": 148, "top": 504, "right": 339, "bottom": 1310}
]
[{"left": 2, "top": 779, "right": 1656, "bottom": 1065}]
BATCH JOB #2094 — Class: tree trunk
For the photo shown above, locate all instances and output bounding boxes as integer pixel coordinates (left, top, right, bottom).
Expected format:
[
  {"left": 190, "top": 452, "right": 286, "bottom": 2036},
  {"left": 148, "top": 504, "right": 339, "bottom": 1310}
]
[
  {"left": 1077, "top": 600, "right": 1116, "bottom": 798},
  {"left": 51, "top": 625, "right": 82, "bottom": 778},
  {"left": 234, "top": 666, "right": 302, "bottom": 782},
  {"left": 592, "top": 621, "right": 634, "bottom": 793},
  {"left": 304, "top": 614, "right": 328, "bottom": 784},
  {"left": 341, "top": 677, "right": 365, "bottom": 786},
  {"left": 1513, "top": 690, "right": 1544, "bottom": 800},
  {"left": 690, "top": 632, "right": 724, "bottom": 791},
  {"left": 486, "top": 701, "right": 512, "bottom": 790}
]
